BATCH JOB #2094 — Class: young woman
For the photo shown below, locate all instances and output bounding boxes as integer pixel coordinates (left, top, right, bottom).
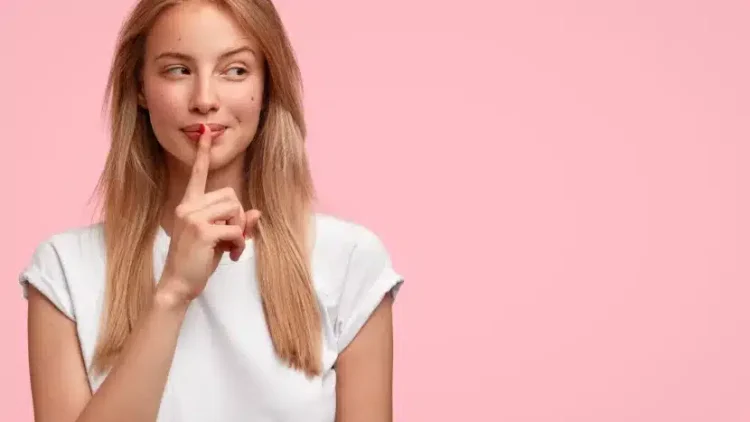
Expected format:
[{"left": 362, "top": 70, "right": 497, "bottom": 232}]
[{"left": 19, "top": 1, "right": 403, "bottom": 421}]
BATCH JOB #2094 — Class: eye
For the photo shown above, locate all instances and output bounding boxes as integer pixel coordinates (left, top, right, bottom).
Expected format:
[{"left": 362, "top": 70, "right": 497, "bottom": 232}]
[
  {"left": 225, "top": 67, "right": 248, "bottom": 78},
  {"left": 165, "top": 66, "right": 189, "bottom": 76}
]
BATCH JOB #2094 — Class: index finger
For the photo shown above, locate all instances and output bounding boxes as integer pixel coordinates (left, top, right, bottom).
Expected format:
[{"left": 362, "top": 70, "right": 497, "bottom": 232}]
[{"left": 183, "top": 124, "right": 212, "bottom": 202}]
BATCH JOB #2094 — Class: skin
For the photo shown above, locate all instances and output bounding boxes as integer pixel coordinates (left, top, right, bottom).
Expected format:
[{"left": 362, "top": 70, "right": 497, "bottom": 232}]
[{"left": 27, "top": 2, "right": 394, "bottom": 422}]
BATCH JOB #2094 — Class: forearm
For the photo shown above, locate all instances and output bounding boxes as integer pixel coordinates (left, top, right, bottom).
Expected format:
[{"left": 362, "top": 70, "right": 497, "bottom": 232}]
[{"left": 76, "top": 283, "right": 189, "bottom": 422}]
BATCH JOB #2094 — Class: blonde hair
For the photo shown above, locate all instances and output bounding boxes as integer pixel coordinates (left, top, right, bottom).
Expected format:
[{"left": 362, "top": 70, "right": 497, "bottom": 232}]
[{"left": 92, "top": 0, "right": 321, "bottom": 377}]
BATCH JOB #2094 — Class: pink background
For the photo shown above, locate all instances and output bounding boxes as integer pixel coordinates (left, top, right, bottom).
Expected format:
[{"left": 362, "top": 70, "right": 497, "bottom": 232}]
[{"left": 2, "top": 0, "right": 749, "bottom": 420}]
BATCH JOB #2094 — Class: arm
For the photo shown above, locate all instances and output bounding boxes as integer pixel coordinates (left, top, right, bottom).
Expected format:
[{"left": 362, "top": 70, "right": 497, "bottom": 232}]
[
  {"left": 335, "top": 293, "right": 395, "bottom": 422},
  {"left": 27, "top": 286, "right": 91, "bottom": 421},
  {"left": 27, "top": 282, "right": 190, "bottom": 422},
  {"left": 27, "top": 127, "right": 252, "bottom": 422}
]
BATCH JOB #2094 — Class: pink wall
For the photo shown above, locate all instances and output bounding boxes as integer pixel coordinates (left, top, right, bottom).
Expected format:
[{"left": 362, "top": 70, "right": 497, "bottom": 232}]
[{"left": 2, "top": 0, "right": 749, "bottom": 420}]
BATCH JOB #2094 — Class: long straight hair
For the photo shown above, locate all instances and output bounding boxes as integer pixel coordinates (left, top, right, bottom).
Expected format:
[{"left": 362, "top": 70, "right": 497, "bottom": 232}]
[{"left": 91, "top": 0, "right": 321, "bottom": 377}]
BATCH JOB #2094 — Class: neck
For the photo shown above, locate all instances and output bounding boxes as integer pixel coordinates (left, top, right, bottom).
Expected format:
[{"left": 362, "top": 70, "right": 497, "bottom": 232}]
[{"left": 160, "top": 153, "right": 247, "bottom": 236}]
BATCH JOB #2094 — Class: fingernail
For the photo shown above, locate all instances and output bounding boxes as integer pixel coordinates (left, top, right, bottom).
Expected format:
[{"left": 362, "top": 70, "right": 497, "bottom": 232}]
[{"left": 198, "top": 123, "right": 206, "bottom": 134}]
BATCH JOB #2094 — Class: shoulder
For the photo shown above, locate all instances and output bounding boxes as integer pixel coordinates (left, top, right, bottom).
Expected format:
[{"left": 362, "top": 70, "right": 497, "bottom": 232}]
[
  {"left": 26, "top": 223, "right": 108, "bottom": 273},
  {"left": 19, "top": 223, "right": 107, "bottom": 320},
  {"left": 313, "top": 213, "right": 390, "bottom": 258},
  {"left": 313, "top": 212, "right": 400, "bottom": 287},
  {"left": 38, "top": 223, "right": 106, "bottom": 252},
  {"left": 25, "top": 222, "right": 106, "bottom": 265},
  {"left": 312, "top": 213, "right": 404, "bottom": 351}
]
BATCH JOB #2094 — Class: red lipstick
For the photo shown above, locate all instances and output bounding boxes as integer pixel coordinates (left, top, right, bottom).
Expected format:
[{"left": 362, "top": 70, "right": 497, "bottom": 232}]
[{"left": 181, "top": 123, "right": 227, "bottom": 142}]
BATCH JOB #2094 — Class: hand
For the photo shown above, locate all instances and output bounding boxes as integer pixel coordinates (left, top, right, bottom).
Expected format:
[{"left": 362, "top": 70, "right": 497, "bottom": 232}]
[{"left": 158, "top": 124, "right": 261, "bottom": 303}]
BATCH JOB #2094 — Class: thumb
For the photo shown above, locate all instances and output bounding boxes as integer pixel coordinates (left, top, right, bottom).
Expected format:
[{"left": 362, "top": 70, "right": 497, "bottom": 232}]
[{"left": 244, "top": 210, "right": 262, "bottom": 239}]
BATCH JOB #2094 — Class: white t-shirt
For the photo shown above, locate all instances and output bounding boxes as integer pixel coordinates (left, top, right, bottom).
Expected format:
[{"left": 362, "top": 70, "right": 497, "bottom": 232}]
[{"left": 18, "top": 213, "right": 404, "bottom": 422}]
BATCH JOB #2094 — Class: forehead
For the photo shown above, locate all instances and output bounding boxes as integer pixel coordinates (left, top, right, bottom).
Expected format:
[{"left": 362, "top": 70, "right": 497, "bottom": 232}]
[{"left": 145, "top": 2, "right": 259, "bottom": 56}]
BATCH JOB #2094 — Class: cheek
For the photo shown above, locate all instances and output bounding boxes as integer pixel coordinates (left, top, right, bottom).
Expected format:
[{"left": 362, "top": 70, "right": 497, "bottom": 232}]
[
  {"left": 143, "top": 79, "right": 184, "bottom": 128},
  {"left": 142, "top": 77, "right": 188, "bottom": 158},
  {"left": 223, "top": 83, "right": 263, "bottom": 121}
]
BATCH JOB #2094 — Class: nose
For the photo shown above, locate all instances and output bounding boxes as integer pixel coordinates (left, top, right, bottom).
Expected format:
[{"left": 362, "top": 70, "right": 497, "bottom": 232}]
[{"left": 189, "top": 74, "right": 219, "bottom": 115}]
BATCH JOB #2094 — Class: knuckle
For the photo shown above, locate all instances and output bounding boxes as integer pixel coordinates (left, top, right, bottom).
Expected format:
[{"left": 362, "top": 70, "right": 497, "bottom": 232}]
[
  {"left": 195, "top": 224, "right": 211, "bottom": 241},
  {"left": 174, "top": 204, "right": 188, "bottom": 219},
  {"left": 222, "top": 187, "right": 237, "bottom": 198},
  {"left": 225, "top": 224, "right": 239, "bottom": 236},
  {"left": 185, "top": 213, "right": 201, "bottom": 229}
]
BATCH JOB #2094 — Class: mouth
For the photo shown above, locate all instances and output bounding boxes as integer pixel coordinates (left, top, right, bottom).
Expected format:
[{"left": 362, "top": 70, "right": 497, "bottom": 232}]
[{"left": 181, "top": 123, "right": 227, "bottom": 142}]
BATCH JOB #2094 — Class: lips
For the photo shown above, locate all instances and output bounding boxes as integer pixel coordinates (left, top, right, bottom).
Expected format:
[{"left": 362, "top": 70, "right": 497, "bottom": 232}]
[
  {"left": 182, "top": 123, "right": 227, "bottom": 141},
  {"left": 183, "top": 123, "right": 227, "bottom": 132}
]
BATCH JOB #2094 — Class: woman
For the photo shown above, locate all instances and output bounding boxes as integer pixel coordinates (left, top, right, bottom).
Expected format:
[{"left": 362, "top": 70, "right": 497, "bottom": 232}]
[{"left": 19, "top": 0, "right": 403, "bottom": 421}]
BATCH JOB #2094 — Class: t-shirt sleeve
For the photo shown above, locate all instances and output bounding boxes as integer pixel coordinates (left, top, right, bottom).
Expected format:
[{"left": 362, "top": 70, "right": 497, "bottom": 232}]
[
  {"left": 335, "top": 227, "right": 404, "bottom": 352},
  {"left": 18, "top": 239, "right": 75, "bottom": 321}
]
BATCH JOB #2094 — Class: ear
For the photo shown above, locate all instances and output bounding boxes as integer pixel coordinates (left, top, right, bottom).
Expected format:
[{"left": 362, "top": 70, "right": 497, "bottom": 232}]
[
  {"left": 137, "top": 90, "right": 148, "bottom": 109},
  {"left": 136, "top": 69, "right": 148, "bottom": 109}
]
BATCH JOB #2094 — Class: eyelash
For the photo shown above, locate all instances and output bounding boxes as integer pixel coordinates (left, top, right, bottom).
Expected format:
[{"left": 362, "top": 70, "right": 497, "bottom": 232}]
[
  {"left": 164, "top": 65, "right": 248, "bottom": 78},
  {"left": 226, "top": 67, "right": 248, "bottom": 77}
]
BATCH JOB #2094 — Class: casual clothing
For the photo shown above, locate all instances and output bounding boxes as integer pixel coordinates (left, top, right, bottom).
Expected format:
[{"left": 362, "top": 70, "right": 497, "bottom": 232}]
[{"left": 19, "top": 213, "right": 403, "bottom": 422}]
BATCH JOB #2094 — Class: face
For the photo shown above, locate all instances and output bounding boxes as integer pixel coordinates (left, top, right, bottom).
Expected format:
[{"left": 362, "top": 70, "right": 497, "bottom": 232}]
[{"left": 139, "top": 1, "right": 265, "bottom": 172}]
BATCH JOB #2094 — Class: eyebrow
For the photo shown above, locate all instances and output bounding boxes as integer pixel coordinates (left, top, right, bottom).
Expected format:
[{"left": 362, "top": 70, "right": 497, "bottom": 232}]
[{"left": 154, "top": 46, "right": 257, "bottom": 62}]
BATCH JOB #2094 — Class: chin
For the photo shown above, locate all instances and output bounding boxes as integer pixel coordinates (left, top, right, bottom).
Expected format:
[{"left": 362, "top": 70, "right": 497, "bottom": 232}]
[
  {"left": 204, "top": 143, "right": 247, "bottom": 171},
  {"left": 159, "top": 130, "right": 250, "bottom": 171}
]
